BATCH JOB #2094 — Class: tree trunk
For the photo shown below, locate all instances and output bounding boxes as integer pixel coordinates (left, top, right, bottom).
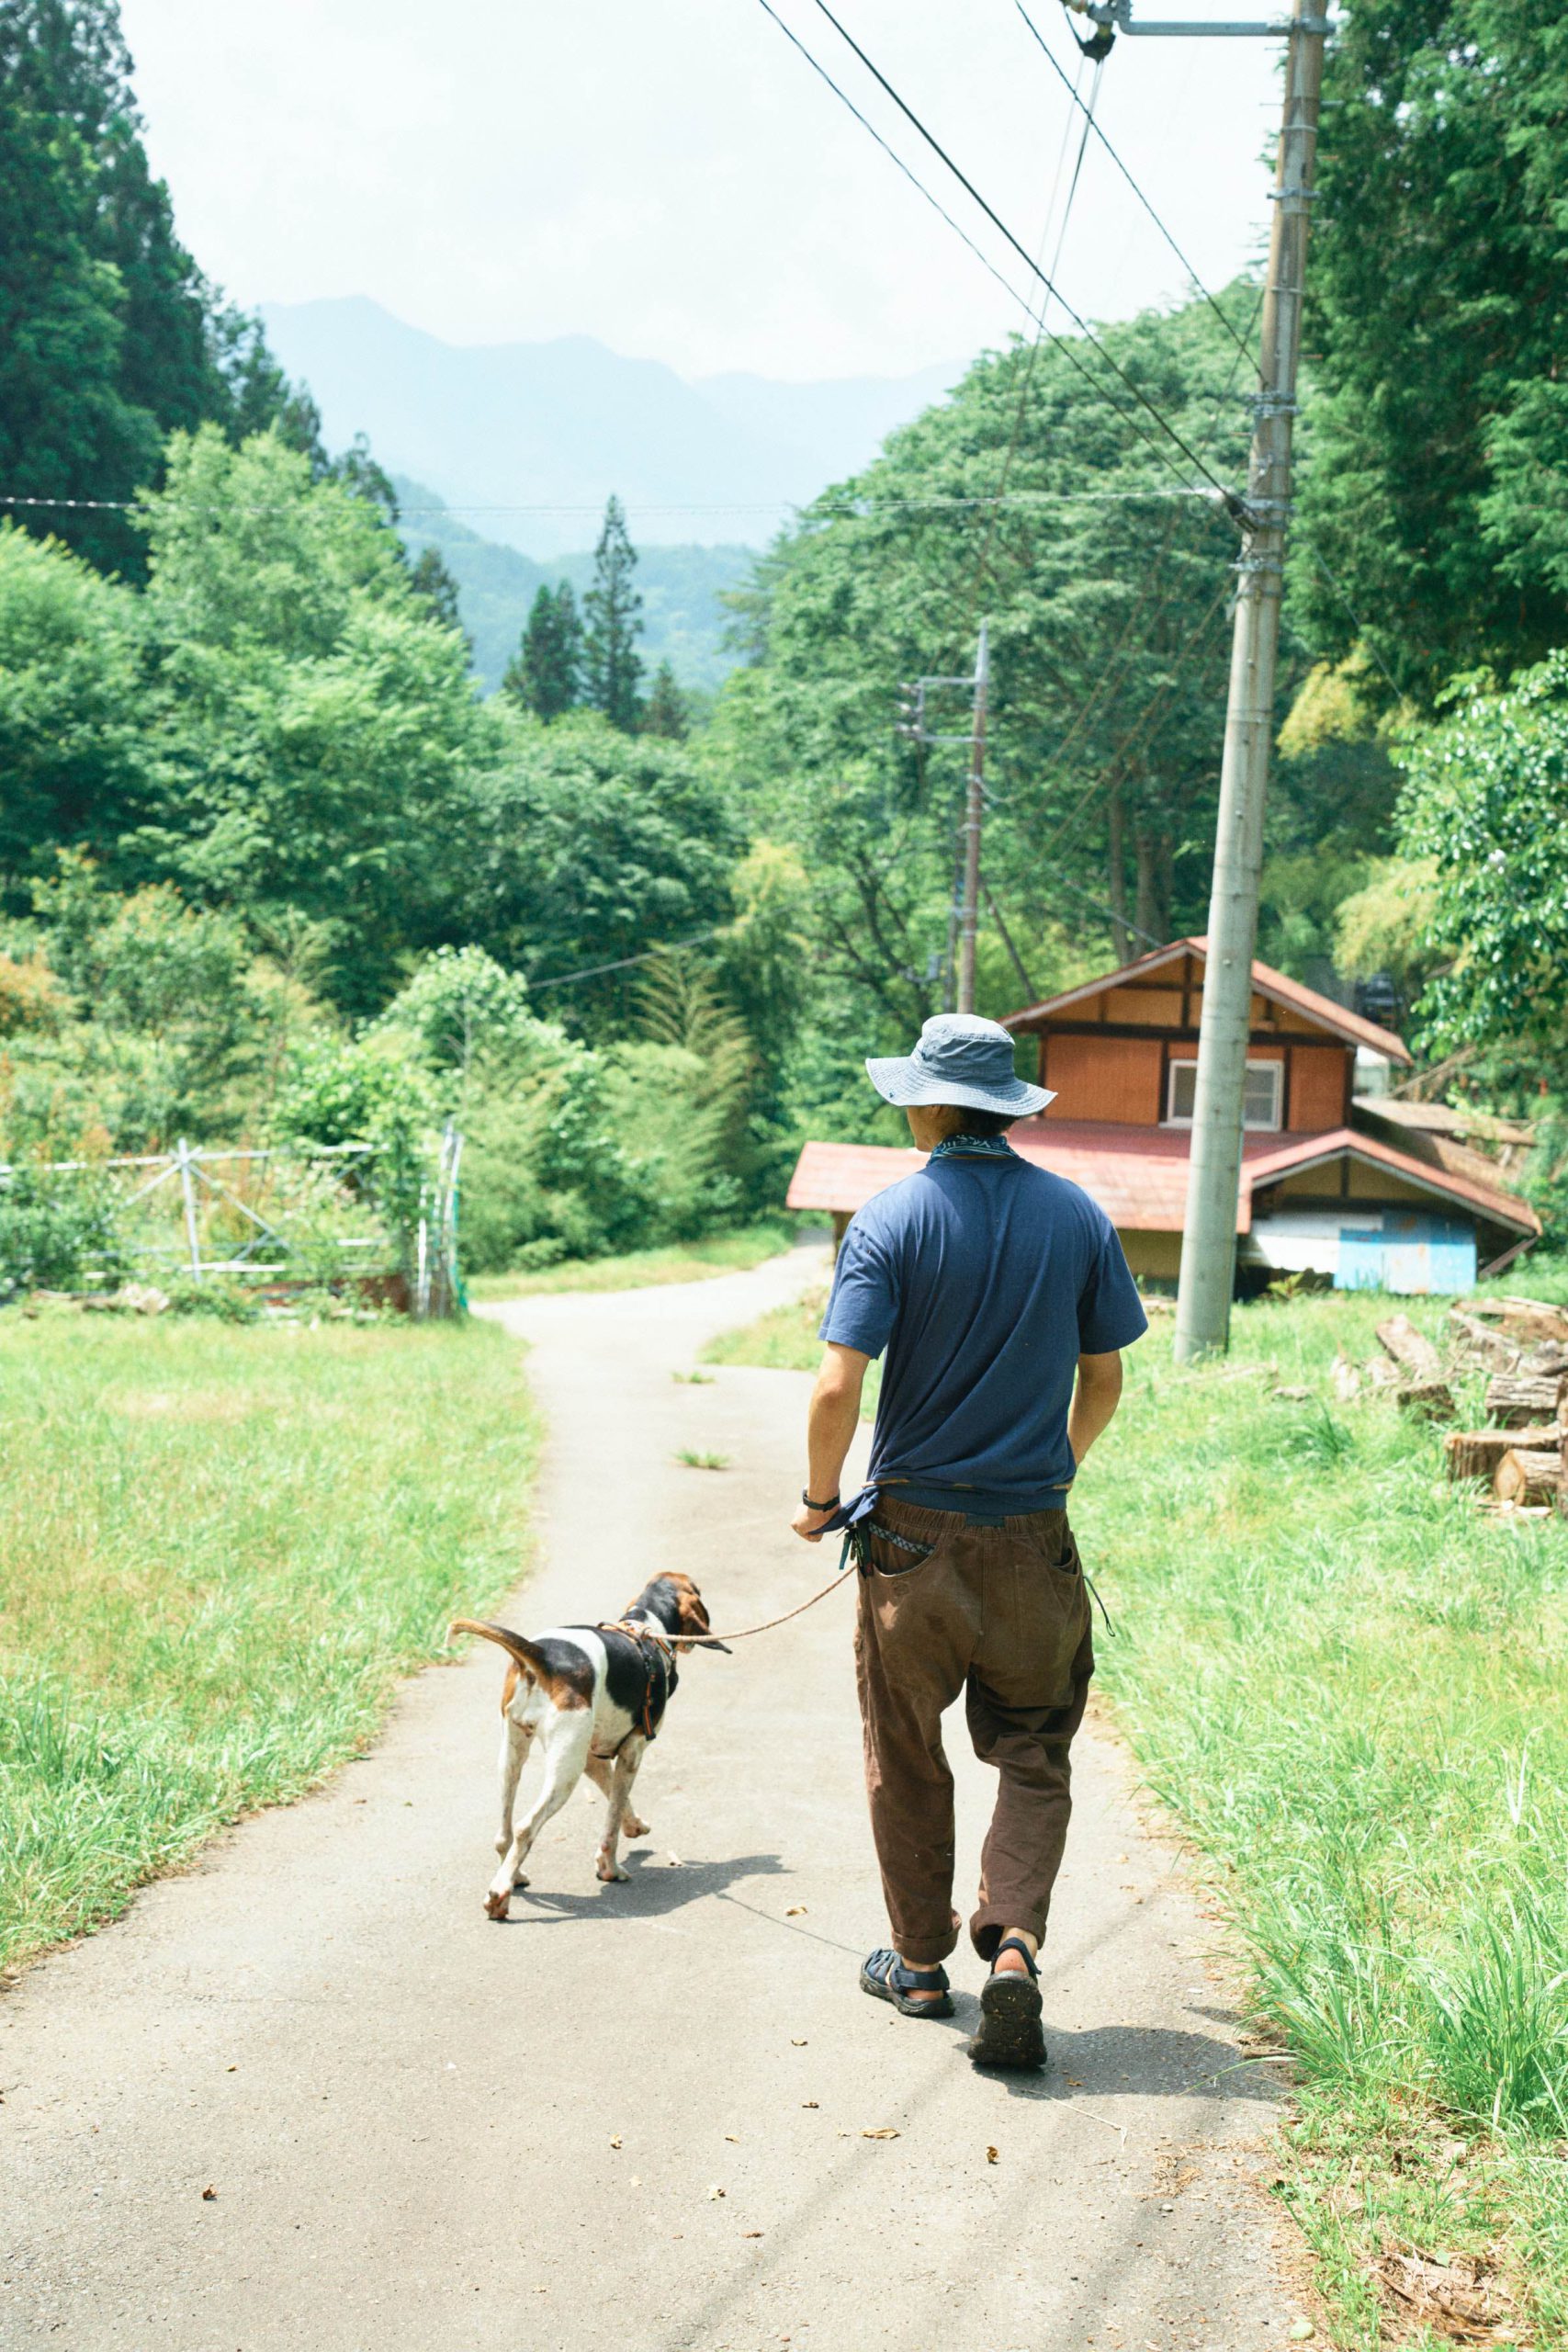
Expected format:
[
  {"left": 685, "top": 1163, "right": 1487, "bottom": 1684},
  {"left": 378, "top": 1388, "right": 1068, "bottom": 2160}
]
[
  {"left": 1106, "top": 780, "right": 1131, "bottom": 965},
  {"left": 1134, "top": 826, "right": 1166, "bottom": 949}
]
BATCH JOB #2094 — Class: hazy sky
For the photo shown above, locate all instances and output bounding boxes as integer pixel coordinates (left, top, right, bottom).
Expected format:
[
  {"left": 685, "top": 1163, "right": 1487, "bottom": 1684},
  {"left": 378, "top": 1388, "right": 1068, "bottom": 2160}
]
[{"left": 118, "top": 0, "right": 1282, "bottom": 384}]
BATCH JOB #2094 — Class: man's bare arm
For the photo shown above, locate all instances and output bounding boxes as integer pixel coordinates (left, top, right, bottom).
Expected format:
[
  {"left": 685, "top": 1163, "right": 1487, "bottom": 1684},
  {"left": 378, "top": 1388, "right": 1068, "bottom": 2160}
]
[
  {"left": 792, "top": 1342, "right": 871, "bottom": 1542},
  {"left": 1067, "top": 1348, "right": 1123, "bottom": 1468}
]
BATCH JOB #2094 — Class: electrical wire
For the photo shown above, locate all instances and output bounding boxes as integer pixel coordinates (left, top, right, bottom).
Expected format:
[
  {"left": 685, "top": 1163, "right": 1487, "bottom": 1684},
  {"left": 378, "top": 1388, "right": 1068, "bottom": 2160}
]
[
  {"left": 529, "top": 927, "right": 729, "bottom": 991},
  {"left": 802, "top": 0, "right": 1238, "bottom": 503},
  {"left": 948, "top": 50, "right": 1103, "bottom": 661},
  {"left": 0, "top": 485, "right": 1224, "bottom": 522},
  {"left": 1013, "top": 0, "right": 1254, "bottom": 362},
  {"left": 751, "top": 0, "right": 1055, "bottom": 363}
]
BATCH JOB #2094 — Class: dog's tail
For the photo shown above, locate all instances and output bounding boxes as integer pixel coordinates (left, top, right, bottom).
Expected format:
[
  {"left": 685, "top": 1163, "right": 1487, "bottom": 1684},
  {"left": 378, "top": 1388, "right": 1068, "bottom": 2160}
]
[{"left": 448, "top": 1618, "right": 557, "bottom": 1681}]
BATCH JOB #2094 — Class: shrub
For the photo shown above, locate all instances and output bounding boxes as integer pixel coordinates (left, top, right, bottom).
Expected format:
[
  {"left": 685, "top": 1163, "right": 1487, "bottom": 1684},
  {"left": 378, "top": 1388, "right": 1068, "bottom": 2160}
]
[{"left": 0, "top": 1166, "right": 128, "bottom": 1297}]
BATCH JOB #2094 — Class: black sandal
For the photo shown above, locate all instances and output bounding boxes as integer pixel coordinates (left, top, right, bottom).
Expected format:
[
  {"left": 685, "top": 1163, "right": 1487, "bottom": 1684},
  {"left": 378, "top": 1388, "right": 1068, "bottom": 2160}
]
[
  {"left": 968, "top": 1935, "right": 1046, "bottom": 2070},
  {"left": 860, "top": 1947, "right": 953, "bottom": 2018}
]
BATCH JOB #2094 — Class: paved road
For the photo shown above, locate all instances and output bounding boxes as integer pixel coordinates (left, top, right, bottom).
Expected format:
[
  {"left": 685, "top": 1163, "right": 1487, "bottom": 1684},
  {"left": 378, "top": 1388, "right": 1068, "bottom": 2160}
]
[{"left": 3, "top": 1247, "right": 1295, "bottom": 2350}]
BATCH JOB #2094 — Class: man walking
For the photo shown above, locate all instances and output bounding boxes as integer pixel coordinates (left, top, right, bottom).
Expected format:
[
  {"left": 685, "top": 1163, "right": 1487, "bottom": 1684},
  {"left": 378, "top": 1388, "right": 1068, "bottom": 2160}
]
[{"left": 792, "top": 1013, "right": 1145, "bottom": 2069}]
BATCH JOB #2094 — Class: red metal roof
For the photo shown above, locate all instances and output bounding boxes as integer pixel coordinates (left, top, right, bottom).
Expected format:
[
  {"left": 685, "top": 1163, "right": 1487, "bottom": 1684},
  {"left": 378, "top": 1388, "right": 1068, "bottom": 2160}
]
[
  {"left": 786, "top": 1119, "right": 1539, "bottom": 1237},
  {"left": 1001, "top": 936, "right": 1414, "bottom": 1066}
]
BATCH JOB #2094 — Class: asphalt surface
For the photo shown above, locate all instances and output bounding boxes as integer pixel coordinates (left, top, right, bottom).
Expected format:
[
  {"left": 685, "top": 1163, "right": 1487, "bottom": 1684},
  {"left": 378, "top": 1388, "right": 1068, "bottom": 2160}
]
[{"left": 3, "top": 1245, "right": 1298, "bottom": 2351}]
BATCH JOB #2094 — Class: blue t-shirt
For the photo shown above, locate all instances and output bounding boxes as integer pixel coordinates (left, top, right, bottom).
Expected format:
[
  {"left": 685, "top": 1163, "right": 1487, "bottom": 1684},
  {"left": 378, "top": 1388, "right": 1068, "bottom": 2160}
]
[{"left": 819, "top": 1147, "right": 1147, "bottom": 1510}]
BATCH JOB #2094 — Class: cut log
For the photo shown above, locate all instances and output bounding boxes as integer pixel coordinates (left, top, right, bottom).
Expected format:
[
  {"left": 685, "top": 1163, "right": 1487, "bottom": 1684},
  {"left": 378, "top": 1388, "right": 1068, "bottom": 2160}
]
[
  {"left": 1483, "top": 1371, "right": 1568, "bottom": 1429},
  {"left": 1494, "top": 1447, "right": 1565, "bottom": 1506},
  {"left": 1472, "top": 1297, "right": 1568, "bottom": 1345},
  {"left": 1520, "top": 1340, "right": 1568, "bottom": 1378},
  {"left": 1446, "top": 1311, "right": 1521, "bottom": 1372},
  {"left": 1398, "top": 1377, "right": 1456, "bottom": 1421},
  {"left": 1444, "top": 1426, "right": 1561, "bottom": 1482},
  {"left": 1377, "top": 1314, "right": 1443, "bottom": 1383}
]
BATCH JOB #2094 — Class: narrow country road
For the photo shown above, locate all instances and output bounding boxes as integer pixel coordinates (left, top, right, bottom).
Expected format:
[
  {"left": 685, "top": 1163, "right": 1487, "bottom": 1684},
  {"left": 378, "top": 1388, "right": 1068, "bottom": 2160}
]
[{"left": 4, "top": 1247, "right": 1295, "bottom": 2350}]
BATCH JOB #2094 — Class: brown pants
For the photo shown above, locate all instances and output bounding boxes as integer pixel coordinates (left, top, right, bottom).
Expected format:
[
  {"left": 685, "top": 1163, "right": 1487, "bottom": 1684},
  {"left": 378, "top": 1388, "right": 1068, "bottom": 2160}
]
[{"left": 852, "top": 1498, "right": 1094, "bottom": 1967}]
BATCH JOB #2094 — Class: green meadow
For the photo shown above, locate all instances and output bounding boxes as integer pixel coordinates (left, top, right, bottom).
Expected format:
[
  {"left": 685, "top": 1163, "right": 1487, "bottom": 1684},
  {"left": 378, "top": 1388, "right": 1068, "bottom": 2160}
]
[{"left": 0, "top": 1311, "right": 537, "bottom": 1975}]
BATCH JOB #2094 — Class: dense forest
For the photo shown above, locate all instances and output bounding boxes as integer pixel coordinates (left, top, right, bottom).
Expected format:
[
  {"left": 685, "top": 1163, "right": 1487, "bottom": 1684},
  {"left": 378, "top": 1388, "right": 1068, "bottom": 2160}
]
[{"left": 3, "top": 0, "right": 1566, "bottom": 1278}]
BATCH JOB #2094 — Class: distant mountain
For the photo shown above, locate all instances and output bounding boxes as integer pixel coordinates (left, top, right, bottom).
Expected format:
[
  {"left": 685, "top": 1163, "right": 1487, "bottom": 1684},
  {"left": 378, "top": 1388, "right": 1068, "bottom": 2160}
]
[
  {"left": 393, "top": 480, "right": 753, "bottom": 696},
  {"left": 260, "top": 298, "right": 957, "bottom": 560}
]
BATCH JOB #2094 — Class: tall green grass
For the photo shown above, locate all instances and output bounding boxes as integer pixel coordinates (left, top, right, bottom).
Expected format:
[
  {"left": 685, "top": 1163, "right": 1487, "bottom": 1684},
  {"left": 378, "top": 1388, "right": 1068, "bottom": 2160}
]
[
  {"left": 708, "top": 1276, "right": 1568, "bottom": 2344},
  {"left": 0, "top": 1311, "right": 537, "bottom": 1973},
  {"left": 1089, "top": 1289, "right": 1568, "bottom": 2345}
]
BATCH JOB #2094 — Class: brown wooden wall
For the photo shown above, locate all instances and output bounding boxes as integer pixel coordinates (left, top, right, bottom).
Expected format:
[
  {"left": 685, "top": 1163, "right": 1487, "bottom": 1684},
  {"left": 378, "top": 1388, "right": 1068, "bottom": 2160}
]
[
  {"left": 1286, "top": 1045, "right": 1351, "bottom": 1132},
  {"left": 1043, "top": 1034, "right": 1163, "bottom": 1124}
]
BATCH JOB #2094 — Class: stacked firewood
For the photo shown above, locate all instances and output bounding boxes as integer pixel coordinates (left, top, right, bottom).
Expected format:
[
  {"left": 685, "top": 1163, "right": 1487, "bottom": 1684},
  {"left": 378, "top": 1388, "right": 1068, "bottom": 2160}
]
[{"left": 1373, "top": 1296, "right": 1568, "bottom": 1514}]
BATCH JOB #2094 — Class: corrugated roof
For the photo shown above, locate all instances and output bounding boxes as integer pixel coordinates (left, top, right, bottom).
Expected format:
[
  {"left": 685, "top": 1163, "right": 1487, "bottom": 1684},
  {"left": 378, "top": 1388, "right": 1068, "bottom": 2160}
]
[
  {"left": 1001, "top": 936, "right": 1413, "bottom": 1065},
  {"left": 1245, "top": 1127, "right": 1540, "bottom": 1237},
  {"left": 785, "top": 1120, "right": 1540, "bottom": 1238}
]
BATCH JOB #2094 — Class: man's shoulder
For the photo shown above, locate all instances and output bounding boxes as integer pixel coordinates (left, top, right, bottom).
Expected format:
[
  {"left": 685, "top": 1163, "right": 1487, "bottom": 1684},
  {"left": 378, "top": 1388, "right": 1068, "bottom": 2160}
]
[
  {"left": 1007, "top": 1156, "right": 1116, "bottom": 1233},
  {"left": 847, "top": 1170, "right": 933, "bottom": 1240}
]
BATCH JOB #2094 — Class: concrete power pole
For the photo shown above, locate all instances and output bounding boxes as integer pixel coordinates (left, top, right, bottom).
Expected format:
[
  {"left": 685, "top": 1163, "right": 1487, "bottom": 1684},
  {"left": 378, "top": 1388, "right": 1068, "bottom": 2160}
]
[
  {"left": 1172, "top": 0, "right": 1327, "bottom": 1361},
  {"left": 955, "top": 620, "right": 990, "bottom": 1015}
]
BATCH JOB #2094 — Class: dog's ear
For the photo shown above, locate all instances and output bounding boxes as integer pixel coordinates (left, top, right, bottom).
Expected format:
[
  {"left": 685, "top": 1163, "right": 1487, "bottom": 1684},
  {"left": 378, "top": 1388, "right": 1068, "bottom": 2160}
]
[{"left": 676, "top": 1586, "right": 730, "bottom": 1655}]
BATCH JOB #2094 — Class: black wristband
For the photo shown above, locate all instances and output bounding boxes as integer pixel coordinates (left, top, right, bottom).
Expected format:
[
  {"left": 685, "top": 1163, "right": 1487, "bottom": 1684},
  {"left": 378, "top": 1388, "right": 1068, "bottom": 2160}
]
[{"left": 802, "top": 1489, "right": 840, "bottom": 1512}]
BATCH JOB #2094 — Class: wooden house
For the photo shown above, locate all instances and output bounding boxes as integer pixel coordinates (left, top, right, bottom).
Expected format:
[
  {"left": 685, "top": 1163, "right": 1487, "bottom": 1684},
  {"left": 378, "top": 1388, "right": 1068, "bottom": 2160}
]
[{"left": 786, "top": 938, "right": 1540, "bottom": 1295}]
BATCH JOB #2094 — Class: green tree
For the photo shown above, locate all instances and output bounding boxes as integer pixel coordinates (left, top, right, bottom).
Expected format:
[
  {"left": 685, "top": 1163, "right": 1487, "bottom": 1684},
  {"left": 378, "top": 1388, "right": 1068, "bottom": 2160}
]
[
  {"left": 469, "top": 709, "right": 740, "bottom": 1026},
  {"left": 502, "top": 581, "right": 582, "bottom": 719},
  {"left": 1393, "top": 650, "right": 1568, "bottom": 1063},
  {"left": 0, "top": 521, "right": 150, "bottom": 886},
  {"left": 1294, "top": 0, "right": 1568, "bottom": 702},
  {"left": 129, "top": 426, "right": 490, "bottom": 1012},
  {"left": 0, "top": 0, "right": 302, "bottom": 577},
  {"left": 408, "top": 545, "right": 468, "bottom": 644},
  {"left": 641, "top": 659, "right": 688, "bottom": 740},
  {"left": 582, "top": 494, "right": 643, "bottom": 730},
  {"left": 711, "top": 288, "right": 1254, "bottom": 1057},
  {"left": 0, "top": 50, "right": 159, "bottom": 576}
]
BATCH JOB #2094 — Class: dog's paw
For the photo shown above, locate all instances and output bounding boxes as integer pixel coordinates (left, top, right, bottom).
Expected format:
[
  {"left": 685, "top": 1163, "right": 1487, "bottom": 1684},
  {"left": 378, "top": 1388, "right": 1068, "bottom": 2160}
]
[
  {"left": 484, "top": 1887, "right": 512, "bottom": 1921},
  {"left": 512, "top": 1869, "right": 530, "bottom": 1890},
  {"left": 595, "top": 1854, "right": 630, "bottom": 1883},
  {"left": 623, "top": 1815, "right": 650, "bottom": 1840}
]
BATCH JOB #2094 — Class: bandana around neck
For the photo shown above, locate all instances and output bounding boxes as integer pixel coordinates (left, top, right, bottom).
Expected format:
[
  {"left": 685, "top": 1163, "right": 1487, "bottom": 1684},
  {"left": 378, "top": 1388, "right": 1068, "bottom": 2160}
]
[{"left": 927, "top": 1131, "right": 1016, "bottom": 1161}]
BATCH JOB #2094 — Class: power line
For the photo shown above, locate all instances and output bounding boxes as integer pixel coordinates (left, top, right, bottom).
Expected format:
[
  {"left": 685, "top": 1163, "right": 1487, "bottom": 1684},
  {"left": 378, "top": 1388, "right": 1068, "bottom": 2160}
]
[
  {"left": 530, "top": 927, "right": 729, "bottom": 992},
  {"left": 0, "top": 486, "right": 1224, "bottom": 522},
  {"left": 751, "top": 0, "right": 1053, "bottom": 357},
  {"left": 802, "top": 0, "right": 1238, "bottom": 504},
  {"left": 1012, "top": 1, "right": 1254, "bottom": 362}
]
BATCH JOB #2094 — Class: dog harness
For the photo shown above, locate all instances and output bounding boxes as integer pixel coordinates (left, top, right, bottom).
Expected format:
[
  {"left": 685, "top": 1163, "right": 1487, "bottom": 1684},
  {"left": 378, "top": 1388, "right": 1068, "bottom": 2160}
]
[{"left": 597, "top": 1617, "right": 675, "bottom": 1747}]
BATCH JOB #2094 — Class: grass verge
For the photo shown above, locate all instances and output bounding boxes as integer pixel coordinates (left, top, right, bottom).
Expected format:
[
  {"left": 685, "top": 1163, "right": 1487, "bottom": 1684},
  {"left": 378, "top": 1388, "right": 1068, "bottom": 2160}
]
[
  {"left": 466, "top": 1219, "right": 804, "bottom": 1301},
  {"left": 705, "top": 1279, "right": 1568, "bottom": 2348},
  {"left": 0, "top": 1310, "right": 537, "bottom": 1976}
]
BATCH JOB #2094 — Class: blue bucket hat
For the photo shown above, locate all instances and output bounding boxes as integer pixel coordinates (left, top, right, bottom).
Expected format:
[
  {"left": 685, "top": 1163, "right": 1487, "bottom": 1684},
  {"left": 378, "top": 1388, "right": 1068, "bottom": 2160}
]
[{"left": 865, "top": 1013, "right": 1055, "bottom": 1118}]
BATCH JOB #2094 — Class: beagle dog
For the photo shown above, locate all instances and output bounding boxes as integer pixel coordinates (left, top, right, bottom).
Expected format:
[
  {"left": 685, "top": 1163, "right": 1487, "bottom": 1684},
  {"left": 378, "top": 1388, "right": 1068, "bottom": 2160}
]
[{"left": 451, "top": 1573, "right": 726, "bottom": 1919}]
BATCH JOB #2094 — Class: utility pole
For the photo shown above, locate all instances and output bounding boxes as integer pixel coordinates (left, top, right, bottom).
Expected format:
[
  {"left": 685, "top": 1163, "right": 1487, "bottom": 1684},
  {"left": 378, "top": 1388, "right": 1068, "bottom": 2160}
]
[
  {"left": 955, "top": 621, "right": 990, "bottom": 1014},
  {"left": 1170, "top": 0, "right": 1327, "bottom": 1360}
]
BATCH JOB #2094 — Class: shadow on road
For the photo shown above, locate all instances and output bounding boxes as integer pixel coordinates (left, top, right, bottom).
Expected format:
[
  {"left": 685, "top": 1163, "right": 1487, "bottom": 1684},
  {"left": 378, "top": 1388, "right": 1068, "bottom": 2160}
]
[
  {"left": 984, "top": 2018, "right": 1281, "bottom": 2104},
  {"left": 500, "top": 1850, "right": 787, "bottom": 1923}
]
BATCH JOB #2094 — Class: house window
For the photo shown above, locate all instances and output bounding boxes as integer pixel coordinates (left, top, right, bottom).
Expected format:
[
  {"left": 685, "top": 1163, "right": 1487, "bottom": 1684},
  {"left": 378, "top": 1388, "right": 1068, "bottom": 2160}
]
[{"left": 1165, "top": 1058, "right": 1283, "bottom": 1131}]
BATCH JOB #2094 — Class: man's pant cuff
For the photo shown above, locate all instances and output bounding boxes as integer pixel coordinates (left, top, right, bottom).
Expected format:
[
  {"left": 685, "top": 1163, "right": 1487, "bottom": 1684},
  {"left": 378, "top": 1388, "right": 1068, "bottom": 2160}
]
[
  {"left": 970, "top": 1904, "right": 1045, "bottom": 1962},
  {"left": 888, "top": 1907, "right": 961, "bottom": 1966}
]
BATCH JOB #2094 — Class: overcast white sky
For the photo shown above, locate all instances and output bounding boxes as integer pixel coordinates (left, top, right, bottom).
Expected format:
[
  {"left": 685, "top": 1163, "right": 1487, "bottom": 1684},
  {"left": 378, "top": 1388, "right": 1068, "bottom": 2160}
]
[{"left": 118, "top": 0, "right": 1282, "bottom": 384}]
